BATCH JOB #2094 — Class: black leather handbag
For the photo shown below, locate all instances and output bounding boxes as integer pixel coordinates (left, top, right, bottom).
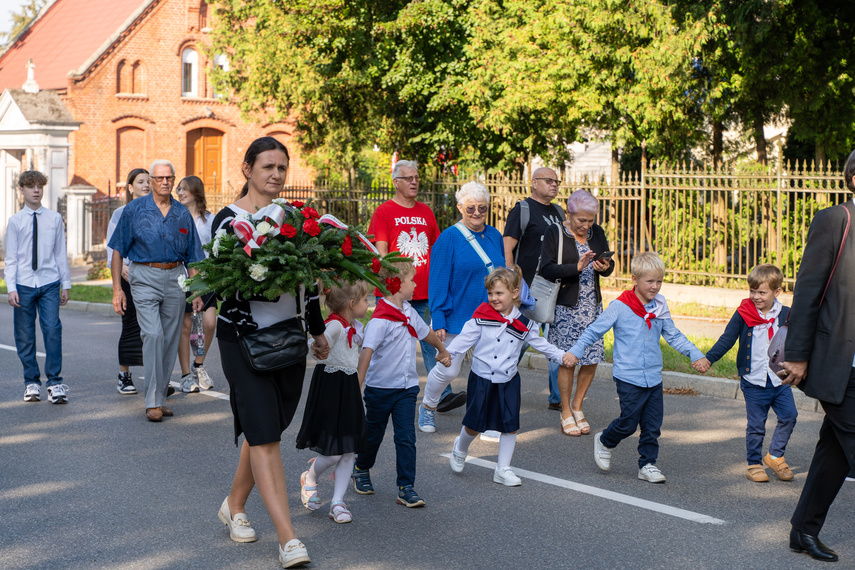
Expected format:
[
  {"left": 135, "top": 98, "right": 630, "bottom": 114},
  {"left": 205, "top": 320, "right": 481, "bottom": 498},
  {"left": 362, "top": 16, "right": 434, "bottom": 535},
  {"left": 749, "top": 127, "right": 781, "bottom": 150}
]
[{"left": 236, "top": 317, "right": 308, "bottom": 373}]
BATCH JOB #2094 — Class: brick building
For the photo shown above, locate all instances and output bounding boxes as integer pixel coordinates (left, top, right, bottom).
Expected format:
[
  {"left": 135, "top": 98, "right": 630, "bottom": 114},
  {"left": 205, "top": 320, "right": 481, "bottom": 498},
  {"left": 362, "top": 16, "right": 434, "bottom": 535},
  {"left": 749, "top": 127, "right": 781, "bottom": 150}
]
[{"left": 0, "top": 0, "right": 312, "bottom": 259}]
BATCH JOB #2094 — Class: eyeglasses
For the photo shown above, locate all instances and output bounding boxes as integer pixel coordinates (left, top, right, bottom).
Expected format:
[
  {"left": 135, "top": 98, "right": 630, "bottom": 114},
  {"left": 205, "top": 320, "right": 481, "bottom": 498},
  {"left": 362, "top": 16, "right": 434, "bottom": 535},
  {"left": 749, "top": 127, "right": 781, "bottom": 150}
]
[
  {"left": 395, "top": 176, "right": 420, "bottom": 183},
  {"left": 534, "top": 177, "right": 561, "bottom": 186},
  {"left": 152, "top": 176, "right": 175, "bottom": 183},
  {"left": 464, "top": 205, "right": 489, "bottom": 215}
]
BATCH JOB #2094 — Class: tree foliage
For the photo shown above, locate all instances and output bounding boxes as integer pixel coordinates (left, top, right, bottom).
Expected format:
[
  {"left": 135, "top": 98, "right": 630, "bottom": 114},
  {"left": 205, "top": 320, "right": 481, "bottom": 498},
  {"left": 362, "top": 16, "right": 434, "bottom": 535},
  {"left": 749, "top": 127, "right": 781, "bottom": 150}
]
[{"left": 1, "top": 0, "right": 47, "bottom": 47}]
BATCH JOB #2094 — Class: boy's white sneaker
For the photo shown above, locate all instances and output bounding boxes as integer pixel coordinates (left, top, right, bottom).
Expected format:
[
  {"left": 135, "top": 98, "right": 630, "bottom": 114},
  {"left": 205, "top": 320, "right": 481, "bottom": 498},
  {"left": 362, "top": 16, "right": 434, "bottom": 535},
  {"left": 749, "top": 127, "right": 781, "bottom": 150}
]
[
  {"left": 449, "top": 436, "right": 467, "bottom": 473},
  {"left": 46, "top": 384, "right": 68, "bottom": 404},
  {"left": 23, "top": 383, "right": 41, "bottom": 402},
  {"left": 493, "top": 466, "right": 522, "bottom": 487},
  {"left": 594, "top": 432, "right": 612, "bottom": 471},
  {"left": 638, "top": 463, "right": 666, "bottom": 483}
]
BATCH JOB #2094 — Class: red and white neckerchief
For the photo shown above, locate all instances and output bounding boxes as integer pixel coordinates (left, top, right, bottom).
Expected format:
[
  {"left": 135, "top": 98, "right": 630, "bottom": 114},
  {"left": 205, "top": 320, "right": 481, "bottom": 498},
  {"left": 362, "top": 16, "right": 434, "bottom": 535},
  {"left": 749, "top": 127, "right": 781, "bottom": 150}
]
[
  {"left": 323, "top": 313, "right": 363, "bottom": 348},
  {"left": 616, "top": 290, "right": 670, "bottom": 329},
  {"left": 371, "top": 299, "right": 418, "bottom": 338},
  {"left": 737, "top": 298, "right": 780, "bottom": 340}
]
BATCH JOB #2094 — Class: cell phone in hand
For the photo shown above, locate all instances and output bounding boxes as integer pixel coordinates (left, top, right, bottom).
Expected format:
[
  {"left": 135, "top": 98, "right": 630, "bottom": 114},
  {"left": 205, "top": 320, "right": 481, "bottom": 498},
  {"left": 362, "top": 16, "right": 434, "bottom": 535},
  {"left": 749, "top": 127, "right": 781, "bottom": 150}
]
[{"left": 595, "top": 251, "right": 615, "bottom": 261}]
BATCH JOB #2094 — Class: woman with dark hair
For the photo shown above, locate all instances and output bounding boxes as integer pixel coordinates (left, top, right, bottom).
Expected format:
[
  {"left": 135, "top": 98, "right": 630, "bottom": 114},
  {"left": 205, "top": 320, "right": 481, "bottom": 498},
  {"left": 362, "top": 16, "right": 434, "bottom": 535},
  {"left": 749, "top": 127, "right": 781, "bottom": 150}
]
[
  {"left": 176, "top": 175, "right": 216, "bottom": 392},
  {"left": 106, "top": 168, "right": 151, "bottom": 394},
  {"left": 212, "top": 136, "right": 328, "bottom": 568}
]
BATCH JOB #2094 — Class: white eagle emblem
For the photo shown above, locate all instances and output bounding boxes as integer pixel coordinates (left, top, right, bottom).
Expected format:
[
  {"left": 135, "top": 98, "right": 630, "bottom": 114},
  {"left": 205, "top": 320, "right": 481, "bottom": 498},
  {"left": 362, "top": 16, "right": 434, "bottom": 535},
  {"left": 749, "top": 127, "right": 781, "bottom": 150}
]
[{"left": 397, "top": 227, "right": 429, "bottom": 267}]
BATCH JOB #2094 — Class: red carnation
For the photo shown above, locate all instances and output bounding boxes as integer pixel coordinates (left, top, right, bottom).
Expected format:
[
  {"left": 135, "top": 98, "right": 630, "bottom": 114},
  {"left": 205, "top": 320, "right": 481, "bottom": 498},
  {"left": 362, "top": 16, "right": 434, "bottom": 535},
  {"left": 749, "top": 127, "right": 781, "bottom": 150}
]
[
  {"left": 301, "top": 206, "right": 320, "bottom": 219},
  {"left": 291, "top": 200, "right": 305, "bottom": 208},
  {"left": 341, "top": 235, "right": 353, "bottom": 256},
  {"left": 303, "top": 219, "right": 321, "bottom": 236},
  {"left": 280, "top": 223, "right": 297, "bottom": 238},
  {"left": 371, "top": 258, "right": 382, "bottom": 273},
  {"left": 385, "top": 277, "right": 401, "bottom": 295}
]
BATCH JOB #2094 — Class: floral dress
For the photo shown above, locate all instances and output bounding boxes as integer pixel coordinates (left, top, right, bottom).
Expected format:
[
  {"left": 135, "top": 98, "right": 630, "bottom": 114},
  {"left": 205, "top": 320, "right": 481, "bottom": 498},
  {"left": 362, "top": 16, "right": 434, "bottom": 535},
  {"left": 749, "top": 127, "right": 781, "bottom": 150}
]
[{"left": 547, "top": 229, "right": 605, "bottom": 365}]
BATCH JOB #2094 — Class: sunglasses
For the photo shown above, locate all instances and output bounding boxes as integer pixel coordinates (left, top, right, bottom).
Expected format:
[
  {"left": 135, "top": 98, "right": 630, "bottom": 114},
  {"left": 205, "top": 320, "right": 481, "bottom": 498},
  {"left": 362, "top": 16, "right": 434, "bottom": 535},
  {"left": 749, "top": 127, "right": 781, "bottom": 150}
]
[{"left": 464, "top": 205, "right": 488, "bottom": 215}]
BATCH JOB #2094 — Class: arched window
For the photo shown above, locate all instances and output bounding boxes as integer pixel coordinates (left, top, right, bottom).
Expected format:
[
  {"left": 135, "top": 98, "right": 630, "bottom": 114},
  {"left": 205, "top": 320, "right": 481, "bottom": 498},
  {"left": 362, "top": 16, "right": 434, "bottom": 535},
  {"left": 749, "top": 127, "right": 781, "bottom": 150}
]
[
  {"left": 132, "top": 61, "right": 145, "bottom": 94},
  {"left": 181, "top": 48, "right": 198, "bottom": 96},
  {"left": 212, "top": 54, "right": 229, "bottom": 99},
  {"left": 116, "top": 60, "right": 129, "bottom": 93}
]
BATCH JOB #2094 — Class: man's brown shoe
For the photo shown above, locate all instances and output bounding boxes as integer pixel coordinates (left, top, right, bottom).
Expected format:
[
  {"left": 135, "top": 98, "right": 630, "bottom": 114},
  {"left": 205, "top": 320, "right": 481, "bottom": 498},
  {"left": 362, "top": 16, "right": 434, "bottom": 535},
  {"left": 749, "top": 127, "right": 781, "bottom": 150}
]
[
  {"left": 747, "top": 464, "right": 769, "bottom": 482},
  {"left": 160, "top": 406, "right": 174, "bottom": 417},
  {"left": 146, "top": 407, "right": 163, "bottom": 422},
  {"left": 763, "top": 453, "right": 794, "bottom": 481}
]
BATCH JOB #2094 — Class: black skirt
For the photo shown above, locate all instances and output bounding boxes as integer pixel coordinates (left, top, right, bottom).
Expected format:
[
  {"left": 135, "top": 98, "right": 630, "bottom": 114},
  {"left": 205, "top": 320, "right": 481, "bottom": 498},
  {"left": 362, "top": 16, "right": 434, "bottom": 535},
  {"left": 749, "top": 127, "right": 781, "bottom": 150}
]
[
  {"left": 296, "top": 365, "right": 367, "bottom": 456},
  {"left": 118, "top": 276, "right": 143, "bottom": 367},
  {"left": 184, "top": 291, "right": 217, "bottom": 313},
  {"left": 462, "top": 371, "right": 522, "bottom": 433},
  {"left": 219, "top": 338, "right": 307, "bottom": 446}
]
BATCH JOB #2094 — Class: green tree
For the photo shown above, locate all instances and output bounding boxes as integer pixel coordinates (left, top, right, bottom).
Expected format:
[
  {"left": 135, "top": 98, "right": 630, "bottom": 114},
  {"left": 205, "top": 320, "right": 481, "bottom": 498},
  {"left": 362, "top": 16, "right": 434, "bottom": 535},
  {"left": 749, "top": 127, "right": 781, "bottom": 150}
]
[{"left": 1, "top": 0, "right": 47, "bottom": 46}]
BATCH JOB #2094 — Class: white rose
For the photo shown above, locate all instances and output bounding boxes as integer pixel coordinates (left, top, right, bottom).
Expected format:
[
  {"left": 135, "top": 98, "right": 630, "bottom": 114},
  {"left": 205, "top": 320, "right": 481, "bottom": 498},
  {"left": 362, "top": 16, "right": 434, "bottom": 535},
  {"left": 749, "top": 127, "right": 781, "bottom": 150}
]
[
  {"left": 177, "top": 275, "right": 190, "bottom": 292},
  {"left": 214, "top": 228, "right": 227, "bottom": 239},
  {"left": 249, "top": 263, "right": 268, "bottom": 282},
  {"left": 256, "top": 221, "right": 272, "bottom": 235},
  {"left": 211, "top": 239, "right": 220, "bottom": 258}
]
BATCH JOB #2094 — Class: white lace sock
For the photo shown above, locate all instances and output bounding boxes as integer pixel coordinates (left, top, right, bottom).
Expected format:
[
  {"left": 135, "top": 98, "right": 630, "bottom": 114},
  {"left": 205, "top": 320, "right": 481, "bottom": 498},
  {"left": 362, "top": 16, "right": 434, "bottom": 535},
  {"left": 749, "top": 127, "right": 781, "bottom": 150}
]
[
  {"left": 455, "top": 427, "right": 477, "bottom": 454},
  {"left": 332, "top": 453, "right": 355, "bottom": 503},
  {"left": 497, "top": 433, "right": 517, "bottom": 469},
  {"left": 306, "top": 454, "right": 341, "bottom": 486}
]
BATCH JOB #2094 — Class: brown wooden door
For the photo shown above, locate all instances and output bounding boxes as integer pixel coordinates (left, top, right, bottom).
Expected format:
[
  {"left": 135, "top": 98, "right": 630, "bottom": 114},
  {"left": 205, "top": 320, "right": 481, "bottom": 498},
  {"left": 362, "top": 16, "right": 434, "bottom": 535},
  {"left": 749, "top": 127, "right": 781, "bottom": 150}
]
[{"left": 186, "top": 128, "right": 223, "bottom": 193}]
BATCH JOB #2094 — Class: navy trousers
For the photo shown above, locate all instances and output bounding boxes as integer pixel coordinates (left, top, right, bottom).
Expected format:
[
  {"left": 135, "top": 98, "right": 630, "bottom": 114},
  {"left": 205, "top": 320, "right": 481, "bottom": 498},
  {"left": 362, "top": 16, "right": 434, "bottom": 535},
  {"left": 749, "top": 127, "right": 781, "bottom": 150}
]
[
  {"left": 600, "top": 378, "right": 664, "bottom": 469},
  {"left": 741, "top": 378, "right": 797, "bottom": 465},
  {"left": 356, "top": 385, "right": 419, "bottom": 488}
]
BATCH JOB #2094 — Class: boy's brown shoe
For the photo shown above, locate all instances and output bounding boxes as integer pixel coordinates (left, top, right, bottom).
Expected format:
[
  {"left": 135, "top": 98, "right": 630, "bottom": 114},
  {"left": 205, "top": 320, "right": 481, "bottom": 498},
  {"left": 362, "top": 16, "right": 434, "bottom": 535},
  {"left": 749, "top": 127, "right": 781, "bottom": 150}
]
[
  {"left": 763, "top": 453, "right": 794, "bottom": 481},
  {"left": 747, "top": 464, "right": 769, "bottom": 482}
]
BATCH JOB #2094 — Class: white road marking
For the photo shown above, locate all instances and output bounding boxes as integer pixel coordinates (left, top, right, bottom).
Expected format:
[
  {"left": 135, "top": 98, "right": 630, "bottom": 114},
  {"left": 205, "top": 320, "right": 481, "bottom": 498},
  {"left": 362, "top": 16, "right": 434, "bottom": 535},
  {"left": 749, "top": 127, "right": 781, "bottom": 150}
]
[
  {"left": 168, "top": 380, "right": 229, "bottom": 401},
  {"left": 440, "top": 453, "right": 726, "bottom": 525},
  {"left": 0, "top": 343, "right": 45, "bottom": 357}
]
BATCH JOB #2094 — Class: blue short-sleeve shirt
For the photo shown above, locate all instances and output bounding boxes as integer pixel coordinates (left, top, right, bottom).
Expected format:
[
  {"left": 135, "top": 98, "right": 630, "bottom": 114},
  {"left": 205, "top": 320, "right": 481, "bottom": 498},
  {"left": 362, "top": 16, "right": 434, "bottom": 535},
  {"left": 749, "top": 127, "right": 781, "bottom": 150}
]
[{"left": 108, "top": 193, "right": 204, "bottom": 264}]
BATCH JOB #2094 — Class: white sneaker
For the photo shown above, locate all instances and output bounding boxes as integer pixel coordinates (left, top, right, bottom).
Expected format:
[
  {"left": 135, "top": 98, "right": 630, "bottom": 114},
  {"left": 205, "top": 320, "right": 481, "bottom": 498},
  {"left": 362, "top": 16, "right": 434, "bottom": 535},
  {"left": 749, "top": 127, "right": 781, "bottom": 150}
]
[
  {"left": 493, "top": 466, "right": 522, "bottom": 487},
  {"left": 638, "top": 463, "right": 666, "bottom": 483},
  {"left": 23, "top": 383, "right": 41, "bottom": 402},
  {"left": 279, "top": 538, "right": 310, "bottom": 568},
  {"left": 194, "top": 364, "right": 213, "bottom": 390},
  {"left": 594, "top": 432, "right": 612, "bottom": 472},
  {"left": 46, "top": 384, "right": 68, "bottom": 404},
  {"left": 218, "top": 497, "right": 258, "bottom": 543},
  {"left": 449, "top": 436, "right": 467, "bottom": 473},
  {"left": 180, "top": 373, "right": 200, "bottom": 393}
]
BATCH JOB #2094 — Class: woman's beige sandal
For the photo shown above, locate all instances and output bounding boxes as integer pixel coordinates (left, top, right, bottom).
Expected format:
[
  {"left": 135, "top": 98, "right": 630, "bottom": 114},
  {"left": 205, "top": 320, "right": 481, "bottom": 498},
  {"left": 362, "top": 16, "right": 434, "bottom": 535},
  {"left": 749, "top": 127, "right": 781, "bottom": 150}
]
[
  {"left": 571, "top": 409, "right": 590, "bottom": 435},
  {"left": 561, "top": 414, "right": 581, "bottom": 436}
]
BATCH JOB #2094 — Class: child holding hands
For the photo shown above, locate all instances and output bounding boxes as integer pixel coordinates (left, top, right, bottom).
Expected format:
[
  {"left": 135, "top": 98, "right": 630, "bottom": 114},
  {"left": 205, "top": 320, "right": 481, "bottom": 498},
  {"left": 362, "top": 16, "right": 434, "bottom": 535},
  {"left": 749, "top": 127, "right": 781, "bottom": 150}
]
[
  {"left": 444, "top": 266, "right": 576, "bottom": 486},
  {"left": 566, "top": 253, "right": 709, "bottom": 483},
  {"left": 705, "top": 264, "right": 796, "bottom": 482},
  {"left": 354, "top": 261, "right": 451, "bottom": 507},
  {"left": 296, "top": 281, "right": 372, "bottom": 523}
]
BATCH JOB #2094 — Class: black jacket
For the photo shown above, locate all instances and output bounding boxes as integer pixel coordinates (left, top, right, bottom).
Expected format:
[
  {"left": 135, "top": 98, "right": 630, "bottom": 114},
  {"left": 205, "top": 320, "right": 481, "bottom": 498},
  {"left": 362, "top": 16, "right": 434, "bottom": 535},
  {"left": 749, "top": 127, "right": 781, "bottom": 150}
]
[
  {"left": 786, "top": 200, "right": 855, "bottom": 404},
  {"left": 539, "top": 223, "right": 614, "bottom": 308}
]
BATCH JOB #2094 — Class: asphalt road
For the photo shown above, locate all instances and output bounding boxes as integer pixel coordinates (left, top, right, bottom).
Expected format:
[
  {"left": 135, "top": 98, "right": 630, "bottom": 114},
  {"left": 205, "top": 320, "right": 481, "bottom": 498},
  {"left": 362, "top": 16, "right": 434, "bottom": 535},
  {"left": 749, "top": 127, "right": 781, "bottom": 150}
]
[{"left": 0, "top": 304, "right": 851, "bottom": 569}]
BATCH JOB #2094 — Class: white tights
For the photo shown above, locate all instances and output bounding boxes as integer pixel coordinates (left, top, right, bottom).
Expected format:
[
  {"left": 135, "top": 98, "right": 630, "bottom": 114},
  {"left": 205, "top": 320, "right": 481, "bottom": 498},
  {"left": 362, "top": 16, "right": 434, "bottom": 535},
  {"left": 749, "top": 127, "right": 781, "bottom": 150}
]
[
  {"left": 305, "top": 452, "right": 355, "bottom": 503},
  {"left": 454, "top": 428, "right": 518, "bottom": 469}
]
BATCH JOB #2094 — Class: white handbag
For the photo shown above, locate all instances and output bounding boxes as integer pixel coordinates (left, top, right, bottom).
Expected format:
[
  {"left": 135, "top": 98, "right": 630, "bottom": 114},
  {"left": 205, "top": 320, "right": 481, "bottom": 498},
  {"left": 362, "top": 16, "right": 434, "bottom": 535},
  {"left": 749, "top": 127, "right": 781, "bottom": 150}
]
[{"left": 522, "top": 225, "right": 563, "bottom": 324}]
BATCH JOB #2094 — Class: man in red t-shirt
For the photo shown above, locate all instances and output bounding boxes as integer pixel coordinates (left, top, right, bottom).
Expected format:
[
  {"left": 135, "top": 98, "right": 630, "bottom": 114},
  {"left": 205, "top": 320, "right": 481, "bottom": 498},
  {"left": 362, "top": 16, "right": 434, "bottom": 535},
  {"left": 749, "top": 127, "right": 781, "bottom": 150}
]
[{"left": 368, "top": 160, "right": 465, "bottom": 411}]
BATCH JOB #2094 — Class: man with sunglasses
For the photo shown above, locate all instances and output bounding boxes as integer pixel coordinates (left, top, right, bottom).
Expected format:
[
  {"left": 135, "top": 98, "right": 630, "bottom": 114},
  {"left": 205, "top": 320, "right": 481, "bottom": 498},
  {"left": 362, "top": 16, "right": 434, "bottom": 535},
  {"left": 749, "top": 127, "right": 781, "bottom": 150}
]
[
  {"left": 503, "top": 167, "right": 566, "bottom": 411},
  {"left": 109, "top": 159, "right": 204, "bottom": 422},
  {"left": 367, "top": 160, "right": 465, "bottom": 411}
]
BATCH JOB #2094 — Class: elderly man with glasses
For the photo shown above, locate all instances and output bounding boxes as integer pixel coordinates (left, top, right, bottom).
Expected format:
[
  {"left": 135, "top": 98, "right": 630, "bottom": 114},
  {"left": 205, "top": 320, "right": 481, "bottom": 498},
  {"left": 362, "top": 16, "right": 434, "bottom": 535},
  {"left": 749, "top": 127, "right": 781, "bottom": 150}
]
[
  {"left": 109, "top": 159, "right": 204, "bottom": 422},
  {"left": 367, "top": 160, "right": 466, "bottom": 412},
  {"left": 502, "top": 167, "right": 567, "bottom": 411}
]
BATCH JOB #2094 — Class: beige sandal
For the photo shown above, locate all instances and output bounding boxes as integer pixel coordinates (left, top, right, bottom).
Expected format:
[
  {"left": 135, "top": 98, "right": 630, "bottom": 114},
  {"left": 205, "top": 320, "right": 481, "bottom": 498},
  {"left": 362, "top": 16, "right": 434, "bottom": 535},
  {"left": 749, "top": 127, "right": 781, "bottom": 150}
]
[
  {"left": 571, "top": 409, "right": 590, "bottom": 435},
  {"left": 561, "top": 414, "right": 581, "bottom": 436}
]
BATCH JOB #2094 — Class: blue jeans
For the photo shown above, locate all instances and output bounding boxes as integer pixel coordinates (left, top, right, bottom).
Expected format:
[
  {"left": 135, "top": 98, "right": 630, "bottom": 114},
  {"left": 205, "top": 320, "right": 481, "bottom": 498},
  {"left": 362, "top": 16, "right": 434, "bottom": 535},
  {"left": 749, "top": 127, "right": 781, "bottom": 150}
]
[
  {"left": 356, "top": 386, "right": 419, "bottom": 487},
  {"left": 742, "top": 378, "right": 798, "bottom": 464},
  {"left": 405, "top": 298, "right": 451, "bottom": 401},
  {"left": 13, "top": 281, "right": 63, "bottom": 386},
  {"left": 601, "top": 378, "right": 664, "bottom": 468}
]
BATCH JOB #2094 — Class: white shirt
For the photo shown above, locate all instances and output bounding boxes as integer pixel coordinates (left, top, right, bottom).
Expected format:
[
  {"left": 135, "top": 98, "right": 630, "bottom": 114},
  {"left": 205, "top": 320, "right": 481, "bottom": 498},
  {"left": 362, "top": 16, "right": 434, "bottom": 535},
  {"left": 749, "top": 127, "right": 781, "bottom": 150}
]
[
  {"left": 194, "top": 212, "right": 214, "bottom": 253},
  {"left": 745, "top": 299, "right": 783, "bottom": 388},
  {"left": 312, "top": 318, "right": 364, "bottom": 374},
  {"left": 362, "top": 299, "right": 431, "bottom": 389},
  {"left": 4, "top": 205, "right": 70, "bottom": 292},
  {"left": 106, "top": 205, "right": 128, "bottom": 267},
  {"left": 446, "top": 306, "right": 565, "bottom": 383}
]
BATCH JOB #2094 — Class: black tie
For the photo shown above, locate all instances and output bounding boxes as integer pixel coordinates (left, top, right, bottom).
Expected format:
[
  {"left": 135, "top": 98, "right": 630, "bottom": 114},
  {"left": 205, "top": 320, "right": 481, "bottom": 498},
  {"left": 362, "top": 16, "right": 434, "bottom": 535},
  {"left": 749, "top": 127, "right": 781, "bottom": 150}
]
[{"left": 32, "top": 212, "right": 38, "bottom": 270}]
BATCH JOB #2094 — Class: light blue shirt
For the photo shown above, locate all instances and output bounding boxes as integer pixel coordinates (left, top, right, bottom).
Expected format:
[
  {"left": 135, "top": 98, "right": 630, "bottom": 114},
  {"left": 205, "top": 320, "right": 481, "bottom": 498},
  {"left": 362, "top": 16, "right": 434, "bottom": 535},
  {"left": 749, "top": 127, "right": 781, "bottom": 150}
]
[{"left": 569, "top": 297, "right": 704, "bottom": 387}]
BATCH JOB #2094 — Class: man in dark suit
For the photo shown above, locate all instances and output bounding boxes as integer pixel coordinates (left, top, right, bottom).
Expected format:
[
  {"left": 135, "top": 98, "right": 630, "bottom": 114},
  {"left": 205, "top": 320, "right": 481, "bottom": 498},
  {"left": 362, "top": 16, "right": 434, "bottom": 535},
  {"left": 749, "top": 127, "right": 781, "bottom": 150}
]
[{"left": 781, "top": 149, "right": 855, "bottom": 563}]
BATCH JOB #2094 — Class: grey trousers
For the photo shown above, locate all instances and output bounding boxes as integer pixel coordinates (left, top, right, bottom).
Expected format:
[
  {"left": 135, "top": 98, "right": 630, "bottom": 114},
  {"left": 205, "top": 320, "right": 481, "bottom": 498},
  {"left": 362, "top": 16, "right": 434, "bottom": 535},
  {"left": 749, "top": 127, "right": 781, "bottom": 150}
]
[{"left": 129, "top": 263, "right": 186, "bottom": 409}]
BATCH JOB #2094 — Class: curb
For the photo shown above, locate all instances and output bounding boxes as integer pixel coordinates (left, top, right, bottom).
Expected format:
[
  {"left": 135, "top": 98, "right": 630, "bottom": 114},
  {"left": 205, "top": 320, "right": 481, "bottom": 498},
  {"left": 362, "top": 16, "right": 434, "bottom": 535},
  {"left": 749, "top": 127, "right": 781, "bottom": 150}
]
[
  {"left": 0, "top": 293, "right": 119, "bottom": 318},
  {"left": 520, "top": 352, "right": 821, "bottom": 413}
]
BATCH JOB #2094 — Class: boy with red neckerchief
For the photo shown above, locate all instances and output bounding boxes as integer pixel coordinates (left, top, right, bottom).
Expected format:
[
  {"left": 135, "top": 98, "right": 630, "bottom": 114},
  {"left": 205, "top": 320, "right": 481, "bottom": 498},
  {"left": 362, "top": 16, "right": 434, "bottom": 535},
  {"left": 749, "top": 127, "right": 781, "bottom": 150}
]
[
  {"left": 353, "top": 260, "right": 451, "bottom": 508},
  {"left": 566, "top": 252, "right": 709, "bottom": 483},
  {"left": 705, "top": 264, "right": 796, "bottom": 483}
]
